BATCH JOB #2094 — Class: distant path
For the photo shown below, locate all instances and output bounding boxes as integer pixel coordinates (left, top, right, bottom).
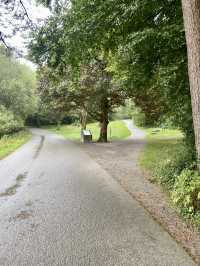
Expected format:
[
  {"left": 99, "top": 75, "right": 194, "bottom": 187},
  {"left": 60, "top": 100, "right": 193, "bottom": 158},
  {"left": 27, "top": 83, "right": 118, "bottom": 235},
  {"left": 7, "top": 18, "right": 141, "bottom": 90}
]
[{"left": 123, "top": 119, "right": 146, "bottom": 139}]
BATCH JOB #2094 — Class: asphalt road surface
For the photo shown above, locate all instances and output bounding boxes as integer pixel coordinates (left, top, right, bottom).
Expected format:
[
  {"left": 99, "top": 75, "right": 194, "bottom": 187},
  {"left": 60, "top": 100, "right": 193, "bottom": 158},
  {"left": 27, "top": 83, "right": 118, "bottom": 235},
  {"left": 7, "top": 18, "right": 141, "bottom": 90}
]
[
  {"left": 123, "top": 119, "right": 146, "bottom": 139},
  {"left": 0, "top": 128, "right": 196, "bottom": 266}
]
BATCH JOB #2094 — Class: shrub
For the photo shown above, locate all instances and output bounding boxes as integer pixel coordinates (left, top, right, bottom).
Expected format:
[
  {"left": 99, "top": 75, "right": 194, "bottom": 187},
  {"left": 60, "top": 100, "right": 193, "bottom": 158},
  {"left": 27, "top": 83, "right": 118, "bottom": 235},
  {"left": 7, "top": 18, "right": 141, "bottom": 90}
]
[
  {"left": 26, "top": 113, "right": 79, "bottom": 127},
  {"left": 154, "top": 143, "right": 195, "bottom": 189},
  {"left": 133, "top": 111, "right": 146, "bottom": 127},
  {"left": 171, "top": 169, "right": 200, "bottom": 217},
  {"left": 0, "top": 106, "right": 24, "bottom": 137}
]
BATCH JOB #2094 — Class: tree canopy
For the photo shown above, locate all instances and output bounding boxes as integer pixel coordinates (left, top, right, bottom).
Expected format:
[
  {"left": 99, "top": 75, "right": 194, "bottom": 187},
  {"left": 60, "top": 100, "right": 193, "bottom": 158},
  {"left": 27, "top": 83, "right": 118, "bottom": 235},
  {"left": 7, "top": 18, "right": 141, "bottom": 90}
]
[{"left": 29, "top": 0, "right": 194, "bottom": 143}]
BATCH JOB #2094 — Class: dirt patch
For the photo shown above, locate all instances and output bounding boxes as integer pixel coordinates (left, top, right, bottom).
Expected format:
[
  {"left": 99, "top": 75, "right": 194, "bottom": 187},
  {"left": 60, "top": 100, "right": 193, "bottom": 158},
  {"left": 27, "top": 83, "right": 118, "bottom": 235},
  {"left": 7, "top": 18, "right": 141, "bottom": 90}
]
[
  {"left": 0, "top": 172, "right": 27, "bottom": 197},
  {"left": 78, "top": 139, "right": 200, "bottom": 265},
  {"left": 10, "top": 210, "right": 33, "bottom": 222}
]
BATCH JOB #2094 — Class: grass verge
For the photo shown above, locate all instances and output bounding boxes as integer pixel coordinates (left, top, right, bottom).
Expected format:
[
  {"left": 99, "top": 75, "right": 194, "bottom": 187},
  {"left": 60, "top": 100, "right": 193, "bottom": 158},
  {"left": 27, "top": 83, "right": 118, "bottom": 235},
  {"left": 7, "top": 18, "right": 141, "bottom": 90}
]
[
  {"left": 0, "top": 130, "right": 31, "bottom": 159},
  {"left": 140, "top": 127, "right": 200, "bottom": 230},
  {"left": 140, "top": 127, "right": 184, "bottom": 172},
  {"left": 140, "top": 139, "right": 182, "bottom": 173},
  {"left": 45, "top": 120, "right": 131, "bottom": 141}
]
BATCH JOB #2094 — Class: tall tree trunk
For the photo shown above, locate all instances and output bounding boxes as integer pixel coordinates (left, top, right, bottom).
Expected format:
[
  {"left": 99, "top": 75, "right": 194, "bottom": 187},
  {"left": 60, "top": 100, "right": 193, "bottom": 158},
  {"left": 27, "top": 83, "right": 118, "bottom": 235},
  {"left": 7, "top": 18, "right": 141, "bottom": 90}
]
[
  {"left": 181, "top": 0, "right": 200, "bottom": 168},
  {"left": 80, "top": 108, "right": 87, "bottom": 130},
  {"left": 98, "top": 99, "right": 109, "bottom": 142},
  {"left": 98, "top": 113, "right": 109, "bottom": 142}
]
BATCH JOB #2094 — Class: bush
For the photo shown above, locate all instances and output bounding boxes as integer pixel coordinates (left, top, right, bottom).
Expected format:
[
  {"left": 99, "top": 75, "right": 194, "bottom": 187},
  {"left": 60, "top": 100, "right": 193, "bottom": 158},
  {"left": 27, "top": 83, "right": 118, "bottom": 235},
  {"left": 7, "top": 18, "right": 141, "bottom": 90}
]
[
  {"left": 0, "top": 106, "right": 24, "bottom": 137},
  {"left": 112, "top": 100, "right": 135, "bottom": 120},
  {"left": 26, "top": 113, "right": 79, "bottom": 127},
  {"left": 154, "top": 143, "right": 195, "bottom": 189},
  {"left": 133, "top": 110, "right": 146, "bottom": 127},
  {"left": 171, "top": 169, "right": 200, "bottom": 217}
]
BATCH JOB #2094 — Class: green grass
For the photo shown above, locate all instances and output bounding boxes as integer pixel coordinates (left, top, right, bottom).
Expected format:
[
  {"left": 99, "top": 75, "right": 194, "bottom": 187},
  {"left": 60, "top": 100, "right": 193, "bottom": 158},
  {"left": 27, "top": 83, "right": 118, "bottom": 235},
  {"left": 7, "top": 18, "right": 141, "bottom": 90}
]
[
  {"left": 144, "top": 127, "right": 184, "bottom": 140},
  {"left": 0, "top": 130, "right": 32, "bottom": 159},
  {"left": 45, "top": 120, "right": 131, "bottom": 141},
  {"left": 140, "top": 127, "right": 184, "bottom": 172},
  {"left": 140, "top": 139, "right": 182, "bottom": 172}
]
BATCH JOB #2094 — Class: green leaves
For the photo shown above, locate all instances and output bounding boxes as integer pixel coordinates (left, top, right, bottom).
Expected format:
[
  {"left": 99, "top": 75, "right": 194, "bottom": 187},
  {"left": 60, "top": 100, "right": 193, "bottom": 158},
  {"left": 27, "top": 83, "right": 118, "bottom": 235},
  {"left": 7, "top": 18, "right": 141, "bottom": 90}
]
[
  {"left": 0, "top": 105, "right": 24, "bottom": 137},
  {"left": 171, "top": 169, "right": 200, "bottom": 216},
  {"left": 0, "top": 46, "right": 37, "bottom": 135},
  {"left": 30, "top": 0, "right": 194, "bottom": 144}
]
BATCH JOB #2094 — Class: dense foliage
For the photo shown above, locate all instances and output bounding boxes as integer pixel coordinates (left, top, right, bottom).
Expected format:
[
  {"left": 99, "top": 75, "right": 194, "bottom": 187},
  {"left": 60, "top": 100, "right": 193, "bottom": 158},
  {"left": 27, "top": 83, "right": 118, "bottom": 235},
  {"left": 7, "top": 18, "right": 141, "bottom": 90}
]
[
  {"left": 172, "top": 169, "right": 200, "bottom": 217},
  {"left": 154, "top": 143, "right": 195, "bottom": 189},
  {"left": 0, "top": 105, "right": 23, "bottom": 136},
  {"left": 0, "top": 47, "right": 37, "bottom": 136}
]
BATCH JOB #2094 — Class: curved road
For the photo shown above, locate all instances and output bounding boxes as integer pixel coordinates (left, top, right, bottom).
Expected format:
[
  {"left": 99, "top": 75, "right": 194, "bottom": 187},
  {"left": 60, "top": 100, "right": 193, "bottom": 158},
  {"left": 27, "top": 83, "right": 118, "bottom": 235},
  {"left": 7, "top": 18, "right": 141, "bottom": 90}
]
[
  {"left": 0, "top": 128, "right": 196, "bottom": 265},
  {"left": 123, "top": 119, "right": 146, "bottom": 139}
]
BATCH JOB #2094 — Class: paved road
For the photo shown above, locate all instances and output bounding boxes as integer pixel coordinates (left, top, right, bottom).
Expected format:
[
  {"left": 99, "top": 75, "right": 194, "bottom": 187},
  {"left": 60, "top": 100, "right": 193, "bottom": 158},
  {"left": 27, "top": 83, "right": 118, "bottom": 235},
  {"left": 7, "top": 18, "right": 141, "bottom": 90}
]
[
  {"left": 0, "top": 129, "right": 196, "bottom": 265},
  {"left": 123, "top": 119, "right": 146, "bottom": 139}
]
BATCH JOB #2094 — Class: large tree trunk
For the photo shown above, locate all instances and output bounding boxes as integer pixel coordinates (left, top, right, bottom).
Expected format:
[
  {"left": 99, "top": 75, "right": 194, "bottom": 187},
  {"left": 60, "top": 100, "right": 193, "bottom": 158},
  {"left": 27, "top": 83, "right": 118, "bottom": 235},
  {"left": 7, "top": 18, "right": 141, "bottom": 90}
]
[
  {"left": 181, "top": 0, "right": 200, "bottom": 168},
  {"left": 98, "top": 100, "right": 109, "bottom": 142},
  {"left": 80, "top": 108, "right": 87, "bottom": 130},
  {"left": 98, "top": 118, "right": 109, "bottom": 142},
  {"left": 98, "top": 117, "right": 109, "bottom": 142}
]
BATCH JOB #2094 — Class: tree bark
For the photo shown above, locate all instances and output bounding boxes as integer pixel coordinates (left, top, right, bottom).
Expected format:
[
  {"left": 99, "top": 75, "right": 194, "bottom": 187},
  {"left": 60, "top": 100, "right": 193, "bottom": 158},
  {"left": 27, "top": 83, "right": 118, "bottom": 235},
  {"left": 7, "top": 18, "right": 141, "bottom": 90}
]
[
  {"left": 98, "top": 100, "right": 109, "bottom": 142},
  {"left": 181, "top": 0, "right": 200, "bottom": 168},
  {"left": 98, "top": 120, "right": 108, "bottom": 142},
  {"left": 98, "top": 116, "right": 109, "bottom": 142},
  {"left": 80, "top": 108, "right": 87, "bottom": 130}
]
